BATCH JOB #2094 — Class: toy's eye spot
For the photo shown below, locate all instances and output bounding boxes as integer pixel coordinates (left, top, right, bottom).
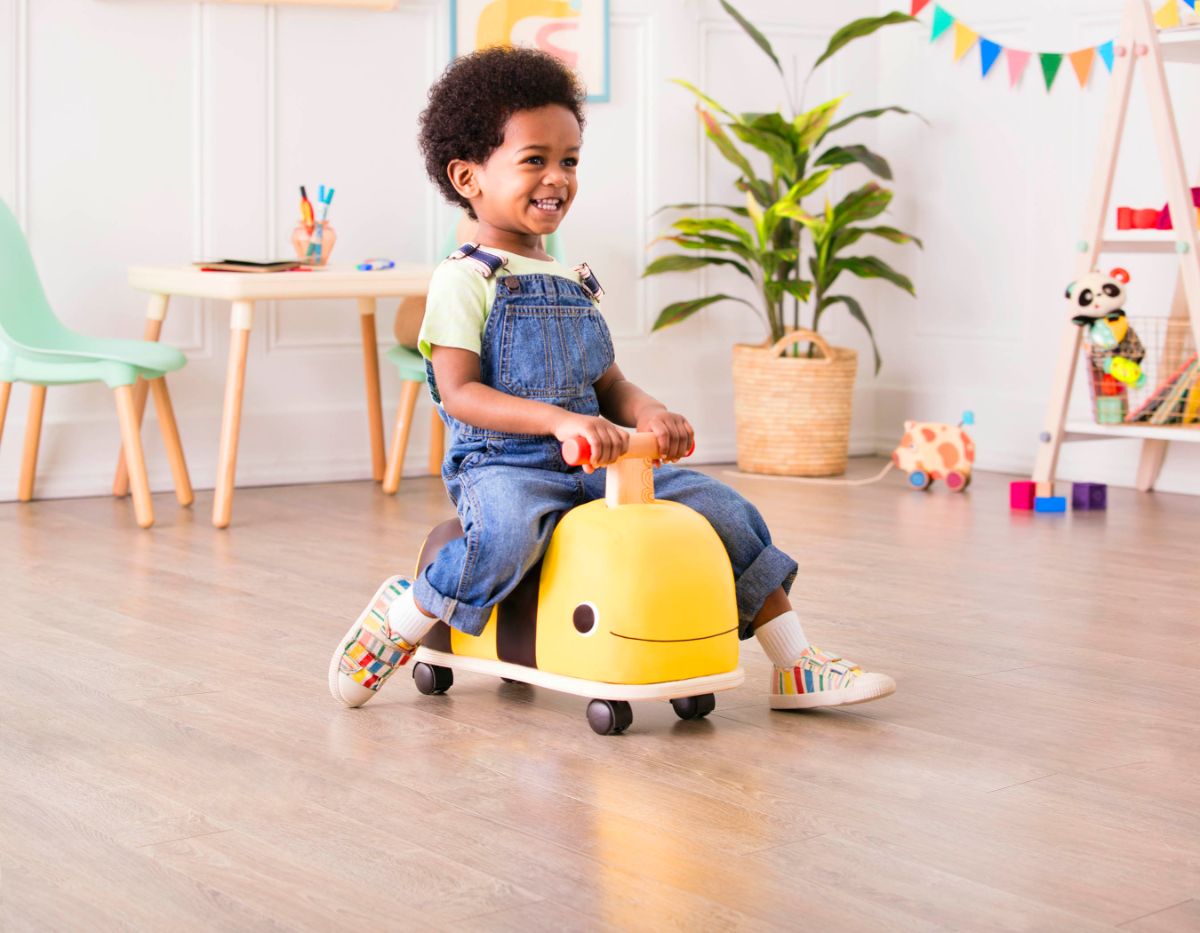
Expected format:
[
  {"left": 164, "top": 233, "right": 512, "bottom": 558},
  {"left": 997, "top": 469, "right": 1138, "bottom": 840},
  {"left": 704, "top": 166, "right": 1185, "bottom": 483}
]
[
  {"left": 573, "top": 603, "right": 597, "bottom": 635},
  {"left": 1102, "top": 284, "right": 1120, "bottom": 297},
  {"left": 1078, "top": 289, "right": 1093, "bottom": 306}
]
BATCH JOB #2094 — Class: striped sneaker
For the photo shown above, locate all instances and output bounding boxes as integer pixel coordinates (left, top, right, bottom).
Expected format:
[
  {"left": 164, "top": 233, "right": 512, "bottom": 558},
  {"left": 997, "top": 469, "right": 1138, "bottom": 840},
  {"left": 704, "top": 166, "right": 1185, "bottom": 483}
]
[
  {"left": 328, "top": 576, "right": 417, "bottom": 708},
  {"left": 770, "top": 646, "right": 896, "bottom": 710}
]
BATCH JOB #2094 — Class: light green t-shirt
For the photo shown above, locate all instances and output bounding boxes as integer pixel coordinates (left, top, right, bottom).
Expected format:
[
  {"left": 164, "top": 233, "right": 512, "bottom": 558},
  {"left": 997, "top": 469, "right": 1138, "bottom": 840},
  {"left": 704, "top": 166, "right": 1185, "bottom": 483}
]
[{"left": 417, "top": 248, "right": 597, "bottom": 361}]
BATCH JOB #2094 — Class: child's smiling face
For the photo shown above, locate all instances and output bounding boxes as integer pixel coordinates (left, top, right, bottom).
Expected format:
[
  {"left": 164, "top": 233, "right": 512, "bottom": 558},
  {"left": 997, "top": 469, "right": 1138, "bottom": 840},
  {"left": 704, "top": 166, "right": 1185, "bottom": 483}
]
[{"left": 448, "top": 104, "right": 581, "bottom": 250}]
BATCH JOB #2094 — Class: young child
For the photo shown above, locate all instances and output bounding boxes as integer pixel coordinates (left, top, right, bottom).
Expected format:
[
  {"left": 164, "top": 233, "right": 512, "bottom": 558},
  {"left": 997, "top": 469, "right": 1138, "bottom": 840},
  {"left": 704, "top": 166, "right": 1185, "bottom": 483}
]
[{"left": 329, "top": 47, "right": 895, "bottom": 712}]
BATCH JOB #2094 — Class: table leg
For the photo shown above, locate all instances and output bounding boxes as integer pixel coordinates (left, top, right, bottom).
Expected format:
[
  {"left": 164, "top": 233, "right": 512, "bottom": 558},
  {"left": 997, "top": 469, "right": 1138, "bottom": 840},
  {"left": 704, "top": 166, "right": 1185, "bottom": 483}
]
[
  {"left": 358, "top": 297, "right": 386, "bottom": 481},
  {"left": 114, "top": 293, "right": 170, "bottom": 497},
  {"left": 213, "top": 301, "right": 254, "bottom": 529}
]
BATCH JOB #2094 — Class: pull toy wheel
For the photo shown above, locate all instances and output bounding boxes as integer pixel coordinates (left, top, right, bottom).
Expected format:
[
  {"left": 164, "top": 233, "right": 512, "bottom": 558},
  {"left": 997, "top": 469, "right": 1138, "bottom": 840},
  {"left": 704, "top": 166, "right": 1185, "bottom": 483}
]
[
  {"left": 587, "top": 699, "right": 633, "bottom": 735},
  {"left": 670, "top": 694, "right": 716, "bottom": 720},
  {"left": 945, "top": 470, "right": 971, "bottom": 492},
  {"left": 412, "top": 662, "right": 454, "bottom": 695},
  {"left": 908, "top": 470, "right": 933, "bottom": 491}
]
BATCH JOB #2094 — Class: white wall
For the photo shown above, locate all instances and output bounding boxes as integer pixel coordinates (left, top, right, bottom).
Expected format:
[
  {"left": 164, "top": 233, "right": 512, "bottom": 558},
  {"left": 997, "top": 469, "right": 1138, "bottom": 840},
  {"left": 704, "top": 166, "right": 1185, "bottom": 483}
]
[
  {"left": 0, "top": 0, "right": 883, "bottom": 503},
  {"left": 4, "top": 0, "right": 1193, "bottom": 502},
  {"left": 875, "top": 0, "right": 1200, "bottom": 494}
]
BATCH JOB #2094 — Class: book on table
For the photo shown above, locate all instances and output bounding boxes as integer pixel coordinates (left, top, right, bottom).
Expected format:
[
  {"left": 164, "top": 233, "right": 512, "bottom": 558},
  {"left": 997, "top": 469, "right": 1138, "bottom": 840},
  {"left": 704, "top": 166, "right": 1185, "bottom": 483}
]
[{"left": 193, "top": 259, "right": 302, "bottom": 273}]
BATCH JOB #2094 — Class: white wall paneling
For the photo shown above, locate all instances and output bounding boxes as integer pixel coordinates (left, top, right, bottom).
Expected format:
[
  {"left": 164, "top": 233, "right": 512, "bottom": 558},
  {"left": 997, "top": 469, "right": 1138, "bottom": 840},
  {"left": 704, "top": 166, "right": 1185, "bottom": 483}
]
[{"left": 7, "top": 1, "right": 1186, "bottom": 501}]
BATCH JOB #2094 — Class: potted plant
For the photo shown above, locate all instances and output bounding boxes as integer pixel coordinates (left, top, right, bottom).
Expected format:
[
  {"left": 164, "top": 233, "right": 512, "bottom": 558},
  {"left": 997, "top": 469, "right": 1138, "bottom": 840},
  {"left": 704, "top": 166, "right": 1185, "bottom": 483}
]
[{"left": 645, "top": 2, "right": 921, "bottom": 475}]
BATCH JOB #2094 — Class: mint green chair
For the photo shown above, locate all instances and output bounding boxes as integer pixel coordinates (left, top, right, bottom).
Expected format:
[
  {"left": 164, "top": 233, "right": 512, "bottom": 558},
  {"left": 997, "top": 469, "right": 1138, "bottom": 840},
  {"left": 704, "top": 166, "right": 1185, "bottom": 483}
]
[
  {"left": 0, "top": 199, "right": 192, "bottom": 527},
  {"left": 381, "top": 224, "right": 564, "bottom": 493}
]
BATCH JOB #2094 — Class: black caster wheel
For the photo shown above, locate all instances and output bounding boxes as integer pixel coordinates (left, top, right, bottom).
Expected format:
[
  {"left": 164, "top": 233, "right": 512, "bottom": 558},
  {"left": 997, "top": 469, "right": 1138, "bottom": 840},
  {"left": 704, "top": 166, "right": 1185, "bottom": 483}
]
[
  {"left": 587, "top": 699, "right": 633, "bottom": 736},
  {"left": 670, "top": 694, "right": 716, "bottom": 720},
  {"left": 412, "top": 662, "right": 453, "bottom": 695}
]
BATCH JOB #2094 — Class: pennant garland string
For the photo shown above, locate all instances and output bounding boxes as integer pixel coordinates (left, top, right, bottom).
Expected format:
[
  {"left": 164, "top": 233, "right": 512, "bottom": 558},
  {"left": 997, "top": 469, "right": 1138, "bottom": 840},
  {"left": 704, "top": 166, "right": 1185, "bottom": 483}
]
[{"left": 908, "top": 1, "right": 1189, "bottom": 91}]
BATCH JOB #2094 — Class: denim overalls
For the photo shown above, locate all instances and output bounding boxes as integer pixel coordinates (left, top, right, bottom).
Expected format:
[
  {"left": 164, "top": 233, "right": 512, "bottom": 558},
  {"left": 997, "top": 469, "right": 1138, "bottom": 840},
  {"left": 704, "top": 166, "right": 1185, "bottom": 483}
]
[{"left": 412, "top": 243, "right": 798, "bottom": 638}]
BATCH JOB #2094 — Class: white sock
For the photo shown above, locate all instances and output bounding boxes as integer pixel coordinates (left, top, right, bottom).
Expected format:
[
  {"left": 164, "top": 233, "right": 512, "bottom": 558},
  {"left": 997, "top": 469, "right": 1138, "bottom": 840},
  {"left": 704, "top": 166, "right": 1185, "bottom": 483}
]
[
  {"left": 385, "top": 588, "right": 438, "bottom": 646},
  {"left": 755, "top": 611, "right": 811, "bottom": 668}
]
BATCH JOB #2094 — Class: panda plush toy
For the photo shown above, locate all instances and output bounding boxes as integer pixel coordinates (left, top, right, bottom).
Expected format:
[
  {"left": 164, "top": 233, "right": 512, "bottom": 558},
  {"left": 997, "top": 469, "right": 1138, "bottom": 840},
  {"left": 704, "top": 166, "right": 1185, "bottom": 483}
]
[{"left": 1065, "top": 267, "right": 1145, "bottom": 390}]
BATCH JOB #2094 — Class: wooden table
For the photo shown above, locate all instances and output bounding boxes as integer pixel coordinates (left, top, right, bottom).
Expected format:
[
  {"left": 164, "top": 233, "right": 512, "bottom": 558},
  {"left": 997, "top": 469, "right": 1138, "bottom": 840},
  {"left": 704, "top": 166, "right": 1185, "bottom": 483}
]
[{"left": 123, "top": 264, "right": 435, "bottom": 527}]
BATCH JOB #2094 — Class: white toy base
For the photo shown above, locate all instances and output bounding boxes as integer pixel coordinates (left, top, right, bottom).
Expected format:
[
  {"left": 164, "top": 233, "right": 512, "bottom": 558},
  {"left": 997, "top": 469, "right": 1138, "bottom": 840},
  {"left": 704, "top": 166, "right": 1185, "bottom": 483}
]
[{"left": 412, "top": 646, "right": 745, "bottom": 702}]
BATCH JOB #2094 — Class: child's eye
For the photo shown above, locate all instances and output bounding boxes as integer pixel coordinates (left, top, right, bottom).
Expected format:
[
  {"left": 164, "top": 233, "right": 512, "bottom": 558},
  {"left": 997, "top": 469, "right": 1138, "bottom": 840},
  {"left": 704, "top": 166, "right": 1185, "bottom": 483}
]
[{"left": 524, "top": 156, "right": 544, "bottom": 165}]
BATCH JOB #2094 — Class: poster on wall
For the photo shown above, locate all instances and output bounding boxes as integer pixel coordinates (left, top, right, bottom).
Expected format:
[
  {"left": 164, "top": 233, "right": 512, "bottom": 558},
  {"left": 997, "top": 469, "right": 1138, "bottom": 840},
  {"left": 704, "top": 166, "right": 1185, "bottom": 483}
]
[{"left": 450, "top": 0, "right": 611, "bottom": 102}]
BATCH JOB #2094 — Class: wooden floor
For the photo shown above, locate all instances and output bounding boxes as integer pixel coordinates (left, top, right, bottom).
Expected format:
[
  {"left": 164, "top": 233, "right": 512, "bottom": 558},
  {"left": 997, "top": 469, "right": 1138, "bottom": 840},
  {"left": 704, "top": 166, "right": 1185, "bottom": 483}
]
[{"left": 1, "top": 463, "right": 1198, "bottom": 931}]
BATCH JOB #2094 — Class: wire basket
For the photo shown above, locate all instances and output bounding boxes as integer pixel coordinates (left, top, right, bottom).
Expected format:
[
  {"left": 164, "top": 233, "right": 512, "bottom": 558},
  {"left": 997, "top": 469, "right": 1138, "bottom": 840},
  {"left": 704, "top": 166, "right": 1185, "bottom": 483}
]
[{"left": 1082, "top": 316, "right": 1199, "bottom": 425}]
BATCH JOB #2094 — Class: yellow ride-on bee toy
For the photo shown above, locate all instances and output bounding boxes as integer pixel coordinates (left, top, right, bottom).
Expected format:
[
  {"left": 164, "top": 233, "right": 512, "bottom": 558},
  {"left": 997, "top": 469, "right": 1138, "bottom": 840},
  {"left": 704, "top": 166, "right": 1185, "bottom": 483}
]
[{"left": 409, "top": 433, "right": 745, "bottom": 735}]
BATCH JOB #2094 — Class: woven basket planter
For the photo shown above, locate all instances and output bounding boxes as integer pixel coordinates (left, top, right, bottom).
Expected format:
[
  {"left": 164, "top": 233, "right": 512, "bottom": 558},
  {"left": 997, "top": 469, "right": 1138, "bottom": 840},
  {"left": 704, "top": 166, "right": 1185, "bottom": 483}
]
[{"left": 731, "top": 329, "right": 858, "bottom": 476}]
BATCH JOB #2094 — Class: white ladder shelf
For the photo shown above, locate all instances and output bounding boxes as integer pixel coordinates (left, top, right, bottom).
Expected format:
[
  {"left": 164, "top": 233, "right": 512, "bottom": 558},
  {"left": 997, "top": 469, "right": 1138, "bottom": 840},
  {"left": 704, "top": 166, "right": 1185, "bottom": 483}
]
[{"left": 1034, "top": 0, "right": 1200, "bottom": 493}]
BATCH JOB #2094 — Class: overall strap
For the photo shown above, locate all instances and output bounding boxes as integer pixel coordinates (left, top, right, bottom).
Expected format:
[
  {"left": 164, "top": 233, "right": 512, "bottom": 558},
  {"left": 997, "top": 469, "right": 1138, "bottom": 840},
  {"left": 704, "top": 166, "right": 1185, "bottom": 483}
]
[
  {"left": 573, "top": 262, "right": 604, "bottom": 301},
  {"left": 447, "top": 241, "right": 507, "bottom": 279}
]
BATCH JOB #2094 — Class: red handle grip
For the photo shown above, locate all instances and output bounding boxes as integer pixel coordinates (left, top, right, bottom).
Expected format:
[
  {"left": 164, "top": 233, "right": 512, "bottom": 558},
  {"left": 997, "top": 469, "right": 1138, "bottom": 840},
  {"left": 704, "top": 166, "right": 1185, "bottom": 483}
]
[{"left": 561, "top": 432, "right": 695, "bottom": 467}]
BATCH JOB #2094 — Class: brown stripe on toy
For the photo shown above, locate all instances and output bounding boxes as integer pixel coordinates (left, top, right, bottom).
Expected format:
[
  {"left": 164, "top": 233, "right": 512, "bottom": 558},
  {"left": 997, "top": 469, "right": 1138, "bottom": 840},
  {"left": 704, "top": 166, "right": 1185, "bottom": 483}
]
[
  {"left": 496, "top": 559, "right": 541, "bottom": 668},
  {"left": 413, "top": 518, "right": 465, "bottom": 654}
]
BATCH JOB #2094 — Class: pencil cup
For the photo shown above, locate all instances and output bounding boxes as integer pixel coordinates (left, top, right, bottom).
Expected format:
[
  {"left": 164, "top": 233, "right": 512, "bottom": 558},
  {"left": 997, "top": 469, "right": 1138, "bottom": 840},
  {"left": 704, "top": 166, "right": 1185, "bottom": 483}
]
[{"left": 292, "top": 221, "right": 337, "bottom": 266}]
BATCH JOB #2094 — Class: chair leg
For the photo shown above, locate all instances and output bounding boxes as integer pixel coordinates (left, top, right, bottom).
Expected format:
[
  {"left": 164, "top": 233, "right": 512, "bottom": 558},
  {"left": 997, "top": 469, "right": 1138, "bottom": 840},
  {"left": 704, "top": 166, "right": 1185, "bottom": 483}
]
[
  {"left": 0, "top": 381, "right": 11, "bottom": 449},
  {"left": 427, "top": 406, "right": 445, "bottom": 475},
  {"left": 113, "top": 384, "right": 155, "bottom": 528},
  {"left": 149, "top": 376, "right": 193, "bottom": 507},
  {"left": 112, "top": 378, "right": 150, "bottom": 498},
  {"left": 383, "top": 381, "right": 422, "bottom": 495},
  {"left": 17, "top": 385, "right": 46, "bottom": 502}
]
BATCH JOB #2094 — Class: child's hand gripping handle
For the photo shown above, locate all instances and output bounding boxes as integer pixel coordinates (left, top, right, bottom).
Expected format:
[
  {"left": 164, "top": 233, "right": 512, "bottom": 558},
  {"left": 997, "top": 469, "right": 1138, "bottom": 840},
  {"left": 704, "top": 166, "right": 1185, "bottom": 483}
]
[{"left": 561, "top": 432, "right": 695, "bottom": 467}]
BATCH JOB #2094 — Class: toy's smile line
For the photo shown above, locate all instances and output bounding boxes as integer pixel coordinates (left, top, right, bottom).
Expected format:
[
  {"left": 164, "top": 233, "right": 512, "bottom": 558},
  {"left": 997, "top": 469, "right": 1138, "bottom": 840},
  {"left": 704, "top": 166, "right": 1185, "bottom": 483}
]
[{"left": 610, "top": 627, "right": 737, "bottom": 643}]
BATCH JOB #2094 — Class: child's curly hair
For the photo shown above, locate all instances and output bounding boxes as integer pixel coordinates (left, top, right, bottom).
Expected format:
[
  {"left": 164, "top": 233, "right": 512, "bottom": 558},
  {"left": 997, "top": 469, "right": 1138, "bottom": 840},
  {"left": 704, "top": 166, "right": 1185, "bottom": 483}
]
[{"left": 418, "top": 46, "right": 587, "bottom": 220}]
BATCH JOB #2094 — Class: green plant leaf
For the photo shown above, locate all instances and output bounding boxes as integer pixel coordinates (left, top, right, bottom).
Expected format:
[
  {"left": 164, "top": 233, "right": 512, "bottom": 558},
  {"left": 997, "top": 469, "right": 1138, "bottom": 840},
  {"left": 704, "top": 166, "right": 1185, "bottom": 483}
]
[
  {"left": 831, "top": 255, "right": 915, "bottom": 295},
  {"left": 652, "top": 293, "right": 751, "bottom": 330},
  {"left": 820, "top": 294, "right": 881, "bottom": 375},
  {"left": 673, "top": 217, "right": 756, "bottom": 250},
  {"left": 830, "top": 183, "right": 891, "bottom": 230},
  {"left": 662, "top": 233, "right": 757, "bottom": 262},
  {"left": 696, "top": 108, "right": 757, "bottom": 183},
  {"left": 643, "top": 254, "right": 752, "bottom": 279},
  {"left": 794, "top": 97, "right": 846, "bottom": 150},
  {"left": 834, "top": 225, "right": 923, "bottom": 251},
  {"left": 772, "top": 275, "right": 811, "bottom": 302},
  {"left": 671, "top": 79, "right": 740, "bottom": 122},
  {"left": 720, "top": 0, "right": 783, "bottom": 75},
  {"left": 745, "top": 190, "right": 766, "bottom": 246},
  {"left": 824, "top": 105, "right": 926, "bottom": 136},
  {"left": 775, "top": 203, "right": 824, "bottom": 233},
  {"left": 815, "top": 145, "right": 892, "bottom": 180},
  {"left": 729, "top": 123, "right": 797, "bottom": 179},
  {"left": 784, "top": 168, "right": 836, "bottom": 202},
  {"left": 651, "top": 202, "right": 750, "bottom": 217},
  {"left": 811, "top": 12, "right": 916, "bottom": 72}
]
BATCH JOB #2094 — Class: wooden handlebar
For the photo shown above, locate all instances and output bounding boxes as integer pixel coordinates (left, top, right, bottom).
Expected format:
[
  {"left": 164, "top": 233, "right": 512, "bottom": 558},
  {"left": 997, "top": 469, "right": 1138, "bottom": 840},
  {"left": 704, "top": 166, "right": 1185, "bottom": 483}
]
[{"left": 561, "top": 432, "right": 694, "bottom": 467}]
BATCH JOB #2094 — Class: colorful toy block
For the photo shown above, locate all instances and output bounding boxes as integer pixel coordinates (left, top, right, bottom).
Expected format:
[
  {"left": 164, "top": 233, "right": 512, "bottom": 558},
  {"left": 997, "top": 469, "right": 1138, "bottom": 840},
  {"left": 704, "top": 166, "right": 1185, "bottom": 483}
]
[
  {"left": 1009, "top": 481, "right": 1036, "bottom": 510},
  {"left": 1034, "top": 496, "right": 1067, "bottom": 513},
  {"left": 1072, "top": 482, "right": 1107, "bottom": 510},
  {"left": 1095, "top": 396, "right": 1127, "bottom": 424}
]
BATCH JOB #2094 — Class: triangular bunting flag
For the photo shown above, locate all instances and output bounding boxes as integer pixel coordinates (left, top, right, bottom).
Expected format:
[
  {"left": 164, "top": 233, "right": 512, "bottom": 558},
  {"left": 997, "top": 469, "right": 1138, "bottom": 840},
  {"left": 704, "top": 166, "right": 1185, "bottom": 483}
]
[
  {"left": 1006, "top": 48, "right": 1032, "bottom": 87},
  {"left": 911, "top": 0, "right": 932, "bottom": 14},
  {"left": 1097, "top": 40, "right": 1115, "bottom": 73},
  {"left": 952, "top": 22, "right": 979, "bottom": 61},
  {"left": 1069, "top": 47, "right": 1095, "bottom": 87},
  {"left": 1040, "top": 52, "right": 1064, "bottom": 91},
  {"left": 1187, "top": 0, "right": 1197, "bottom": 9},
  {"left": 1154, "top": 0, "right": 1181, "bottom": 29},
  {"left": 931, "top": 5, "right": 954, "bottom": 42},
  {"left": 979, "top": 38, "right": 1002, "bottom": 77}
]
